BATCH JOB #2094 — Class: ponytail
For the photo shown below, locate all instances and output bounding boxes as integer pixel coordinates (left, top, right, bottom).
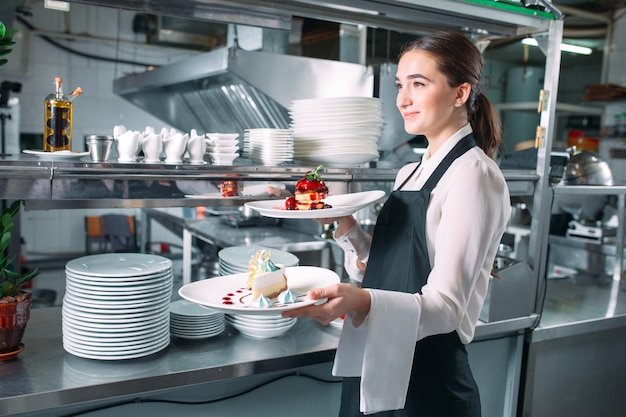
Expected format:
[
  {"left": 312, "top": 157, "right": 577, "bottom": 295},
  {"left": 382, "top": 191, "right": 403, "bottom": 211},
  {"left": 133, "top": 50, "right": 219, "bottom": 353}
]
[{"left": 469, "top": 92, "right": 502, "bottom": 159}]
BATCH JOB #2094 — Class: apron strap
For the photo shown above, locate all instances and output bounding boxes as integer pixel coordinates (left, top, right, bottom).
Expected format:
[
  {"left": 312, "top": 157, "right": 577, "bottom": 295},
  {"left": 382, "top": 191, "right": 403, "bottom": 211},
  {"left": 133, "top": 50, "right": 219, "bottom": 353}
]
[{"left": 422, "top": 134, "right": 476, "bottom": 192}]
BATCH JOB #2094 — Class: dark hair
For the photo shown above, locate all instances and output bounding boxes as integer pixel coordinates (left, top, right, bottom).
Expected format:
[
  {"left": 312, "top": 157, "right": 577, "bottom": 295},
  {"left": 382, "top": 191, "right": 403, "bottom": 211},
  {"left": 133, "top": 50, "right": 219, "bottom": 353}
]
[{"left": 398, "top": 31, "right": 502, "bottom": 159}]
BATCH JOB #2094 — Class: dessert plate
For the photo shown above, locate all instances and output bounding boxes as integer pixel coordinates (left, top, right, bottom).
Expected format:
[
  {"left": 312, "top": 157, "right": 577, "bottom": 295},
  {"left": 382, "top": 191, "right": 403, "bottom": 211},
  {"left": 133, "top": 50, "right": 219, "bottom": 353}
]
[
  {"left": 244, "top": 190, "right": 386, "bottom": 219},
  {"left": 23, "top": 149, "right": 90, "bottom": 160},
  {"left": 178, "top": 266, "right": 340, "bottom": 315}
]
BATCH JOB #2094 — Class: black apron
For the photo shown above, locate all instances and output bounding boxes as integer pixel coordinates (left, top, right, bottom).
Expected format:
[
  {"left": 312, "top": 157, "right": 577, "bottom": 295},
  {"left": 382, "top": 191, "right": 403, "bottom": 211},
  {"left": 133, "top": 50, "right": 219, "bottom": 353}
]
[{"left": 339, "top": 134, "right": 481, "bottom": 417}]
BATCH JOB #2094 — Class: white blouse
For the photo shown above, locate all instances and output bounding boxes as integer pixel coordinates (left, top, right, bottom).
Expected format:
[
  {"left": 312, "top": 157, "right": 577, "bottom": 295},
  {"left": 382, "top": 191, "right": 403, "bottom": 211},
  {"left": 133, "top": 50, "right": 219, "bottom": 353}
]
[{"left": 332, "top": 124, "right": 511, "bottom": 414}]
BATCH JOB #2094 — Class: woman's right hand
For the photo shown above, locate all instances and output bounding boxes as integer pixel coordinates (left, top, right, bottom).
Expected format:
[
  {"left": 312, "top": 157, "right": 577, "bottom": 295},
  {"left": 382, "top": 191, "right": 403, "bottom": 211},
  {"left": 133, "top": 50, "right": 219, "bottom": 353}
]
[
  {"left": 282, "top": 282, "right": 371, "bottom": 326},
  {"left": 314, "top": 215, "right": 357, "bottom": 238}
]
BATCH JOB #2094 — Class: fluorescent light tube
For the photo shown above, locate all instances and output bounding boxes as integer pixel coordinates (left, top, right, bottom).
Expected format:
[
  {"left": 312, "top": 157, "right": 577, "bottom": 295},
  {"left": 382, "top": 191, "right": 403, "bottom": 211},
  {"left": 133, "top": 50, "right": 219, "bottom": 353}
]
[{"left": 521, "top": 38, "right": 592, "bottom": 55}]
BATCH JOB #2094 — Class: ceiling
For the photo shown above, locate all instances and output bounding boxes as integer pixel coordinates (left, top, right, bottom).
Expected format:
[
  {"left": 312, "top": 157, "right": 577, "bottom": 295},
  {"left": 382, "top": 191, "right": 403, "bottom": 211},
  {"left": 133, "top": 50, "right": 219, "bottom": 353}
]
[
  {"left": 0, "top": 0, "right": 622, "bottom": 67},
  {"left": 480, "top": 1, "right": 623, "bottom": 67}
]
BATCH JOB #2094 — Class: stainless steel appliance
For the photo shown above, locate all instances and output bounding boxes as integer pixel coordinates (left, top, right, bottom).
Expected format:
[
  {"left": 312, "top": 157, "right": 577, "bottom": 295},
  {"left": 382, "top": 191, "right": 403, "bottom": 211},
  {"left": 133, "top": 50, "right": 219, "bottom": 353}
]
[{"left": 113, "top": 47, "right": 373, "bottom": 137}]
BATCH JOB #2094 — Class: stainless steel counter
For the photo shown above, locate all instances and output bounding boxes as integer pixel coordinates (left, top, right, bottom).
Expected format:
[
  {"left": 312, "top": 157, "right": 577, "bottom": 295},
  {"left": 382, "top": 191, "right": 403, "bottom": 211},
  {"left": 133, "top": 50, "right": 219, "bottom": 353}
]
[
  {"left": 0, "top": 307, "right": 340, "bottom": 416},
  {"left": 531, "top": 275, "right": 626, "bottom": 342},
  {"left": 520, "top": 274, "right": 626, "bottom": 417},
  {"left": 1, "top": 305, "right": 534, "bottom": 417}
]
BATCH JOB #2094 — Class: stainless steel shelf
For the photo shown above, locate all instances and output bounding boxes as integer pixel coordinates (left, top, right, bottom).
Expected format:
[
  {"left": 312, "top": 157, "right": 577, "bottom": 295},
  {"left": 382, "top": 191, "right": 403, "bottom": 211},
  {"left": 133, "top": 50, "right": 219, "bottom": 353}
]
[{"left": 0, "top": 157, "right": 537, "bottom": 208}]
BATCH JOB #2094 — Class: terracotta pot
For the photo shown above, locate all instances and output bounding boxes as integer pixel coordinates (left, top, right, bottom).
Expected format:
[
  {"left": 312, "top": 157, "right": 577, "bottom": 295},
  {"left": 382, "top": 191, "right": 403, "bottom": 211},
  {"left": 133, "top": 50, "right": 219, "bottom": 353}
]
[{"left": 0, "top": 296, "right": 32, "bottom": 353}]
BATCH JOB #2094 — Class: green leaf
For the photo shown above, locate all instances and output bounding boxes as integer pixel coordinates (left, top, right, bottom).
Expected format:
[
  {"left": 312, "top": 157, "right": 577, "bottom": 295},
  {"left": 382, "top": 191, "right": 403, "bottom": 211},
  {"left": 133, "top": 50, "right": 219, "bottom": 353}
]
[
  {"left": 8, "top": 200, "right": 21, "bottom": 216},
  {"left": 0, "top": 232, "right": 12, "bottom": 252},
  {"left": 0, "top": 22, "right": 6, "bottom": 39}
]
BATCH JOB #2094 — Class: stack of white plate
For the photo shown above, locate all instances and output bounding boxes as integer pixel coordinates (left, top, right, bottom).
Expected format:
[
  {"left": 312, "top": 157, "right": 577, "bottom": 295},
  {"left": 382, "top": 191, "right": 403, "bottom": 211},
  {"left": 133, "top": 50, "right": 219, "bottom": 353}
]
[
  {"left": 225, "top": 314, "right": 297, "bottom": 339},
  {"left": 289, "top": 97, "right": 384, "bottom": 165},
  {"left": 243, "top": 128, "right": 294, "bottom": 165},
  {"left": 206, "top": 133, "right": 240, "bottom": 165},
  {"left": 218, "top": 246, "right": 300, "bottom": 276},
  {"left": 169, "top": 299, "right": 225, "bottom": 339},
  {"left": 62, "top": 253, "right": 173, "bottom": 360}
]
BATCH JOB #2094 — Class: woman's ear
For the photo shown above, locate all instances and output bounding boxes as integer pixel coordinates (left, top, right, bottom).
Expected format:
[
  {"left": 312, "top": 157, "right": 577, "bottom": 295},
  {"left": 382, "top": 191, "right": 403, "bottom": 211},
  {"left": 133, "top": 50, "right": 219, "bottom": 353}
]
[{"left": 455, "top": 82, "right": 472, "bottom": 106}]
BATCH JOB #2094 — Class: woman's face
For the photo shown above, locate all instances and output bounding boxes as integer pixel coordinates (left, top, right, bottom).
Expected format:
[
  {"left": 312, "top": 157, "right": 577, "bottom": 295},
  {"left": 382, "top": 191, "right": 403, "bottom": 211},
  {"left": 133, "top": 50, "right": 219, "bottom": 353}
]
[{"left": 395, "top": 50, "right": 466, "bottom": 142}]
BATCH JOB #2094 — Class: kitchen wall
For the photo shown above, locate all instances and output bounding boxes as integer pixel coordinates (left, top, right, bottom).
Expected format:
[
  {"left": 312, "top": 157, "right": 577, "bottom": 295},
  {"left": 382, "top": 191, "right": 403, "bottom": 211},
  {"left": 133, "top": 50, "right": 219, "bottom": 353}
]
[
  {"left": 2, "top": 3, "right": 204, "bottom": 256},
  {"left": 1, "top": 2, "right": 284, "bottom": 258}
]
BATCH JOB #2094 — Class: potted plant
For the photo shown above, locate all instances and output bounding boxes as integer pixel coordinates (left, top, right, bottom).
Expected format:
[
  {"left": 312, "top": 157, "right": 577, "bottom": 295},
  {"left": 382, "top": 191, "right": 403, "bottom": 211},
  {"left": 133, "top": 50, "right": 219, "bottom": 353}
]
[
  {"left": 0, "top": 20, "right": 18, "bottom": 67},
  {"left": 0, "top": 200, "right": 38, "bottom": 356}
]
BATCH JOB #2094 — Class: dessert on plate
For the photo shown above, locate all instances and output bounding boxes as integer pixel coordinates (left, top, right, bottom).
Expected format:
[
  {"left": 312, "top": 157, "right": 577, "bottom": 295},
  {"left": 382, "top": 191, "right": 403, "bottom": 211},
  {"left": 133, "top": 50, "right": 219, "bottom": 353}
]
[
  {"left": 247, "top": 249, "right": 288, "bottom": 300},
  {"left": 285, "top": 165, "right": 331, "bottom": 210},
  {"left": 219, "top": 180, "right": 239, "bottom": 197}
]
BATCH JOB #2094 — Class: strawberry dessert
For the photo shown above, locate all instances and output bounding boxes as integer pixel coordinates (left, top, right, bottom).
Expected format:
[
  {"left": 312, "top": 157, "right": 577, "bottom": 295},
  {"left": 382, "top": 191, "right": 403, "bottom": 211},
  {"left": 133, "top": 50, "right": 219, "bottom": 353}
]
[{"left": 285, "top": 165, "right": 331, "bottom": 210}]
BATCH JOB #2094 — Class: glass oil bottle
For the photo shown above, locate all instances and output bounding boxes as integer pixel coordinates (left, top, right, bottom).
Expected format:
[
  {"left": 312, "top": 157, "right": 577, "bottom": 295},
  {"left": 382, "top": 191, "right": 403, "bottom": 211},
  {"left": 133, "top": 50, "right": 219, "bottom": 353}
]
[{"left": 43, "top": 77, "right": 72, "bottom": 151}]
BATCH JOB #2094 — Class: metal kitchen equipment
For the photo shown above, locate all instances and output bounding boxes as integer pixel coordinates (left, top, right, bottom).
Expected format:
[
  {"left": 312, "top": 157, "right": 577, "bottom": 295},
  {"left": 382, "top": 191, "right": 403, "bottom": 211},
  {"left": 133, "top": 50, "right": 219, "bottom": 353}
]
[
  {"left": 113, "top": 47, "right": 373, "bottom": 139},
  {"left": 560, "top": 149, "right": 614, "bottom": 186},
  {"left": 85, "top": 134, "right": 114, "bottom": 162},
  {"left": 480, "top": 257, "right": 534, "bottom": 322}
]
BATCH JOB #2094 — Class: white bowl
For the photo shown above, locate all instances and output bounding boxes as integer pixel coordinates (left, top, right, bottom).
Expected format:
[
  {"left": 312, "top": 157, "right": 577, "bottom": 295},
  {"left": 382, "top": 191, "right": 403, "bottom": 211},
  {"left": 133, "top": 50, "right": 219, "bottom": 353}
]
[
  {"left": 228, "top": 318, "right": 296, "bottom": 338},
  {"left": 211, "top": 153, "right": 239, "bottom": 165},
  {"left": 210, "top": 144, "right": 239, "bottom": 153},
  {"left": 206, "top": 133, "right": 239, "bottom": 141},
  {"left": 227, "top": 316, "right": 295, "bottom": 328}
]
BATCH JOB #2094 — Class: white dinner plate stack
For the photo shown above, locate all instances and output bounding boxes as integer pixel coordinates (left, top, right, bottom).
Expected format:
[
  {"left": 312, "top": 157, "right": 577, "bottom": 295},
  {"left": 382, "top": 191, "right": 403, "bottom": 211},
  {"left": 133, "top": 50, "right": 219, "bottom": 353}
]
[
  {"left": 206, "top": 133, "right": 240, "bottom": 165},
  {"left": 169, "top": 299, "right": 225, "bottom": 339},
  {"left": 225, "top": 313, "right": 297, "bottom": 339},
  {"left": 289, "top": 97, "right": 384, "bottom": 166},
  {"left": 62, "top": 253, "right": 173, "bottom": 360},
  {"left": 217, "top": 246, "right": 299, "bottom": 276},
  {"left": 242, "top": 128, "right": 294, "bottom": 165}
]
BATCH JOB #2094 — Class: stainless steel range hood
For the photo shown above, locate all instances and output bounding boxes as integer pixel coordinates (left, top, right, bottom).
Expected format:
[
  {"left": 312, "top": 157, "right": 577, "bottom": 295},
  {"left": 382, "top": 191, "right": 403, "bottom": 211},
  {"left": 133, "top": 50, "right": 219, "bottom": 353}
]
[{"left": 113, "top": 47, "right": 373, "bottom": 135}]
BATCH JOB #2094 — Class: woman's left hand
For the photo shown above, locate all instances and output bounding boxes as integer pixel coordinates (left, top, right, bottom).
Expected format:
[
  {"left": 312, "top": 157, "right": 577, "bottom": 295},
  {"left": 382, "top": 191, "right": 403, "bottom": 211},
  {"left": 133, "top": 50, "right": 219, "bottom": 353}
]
[{"left": 282, "top": 283, "right": 371, "bottom": 326}]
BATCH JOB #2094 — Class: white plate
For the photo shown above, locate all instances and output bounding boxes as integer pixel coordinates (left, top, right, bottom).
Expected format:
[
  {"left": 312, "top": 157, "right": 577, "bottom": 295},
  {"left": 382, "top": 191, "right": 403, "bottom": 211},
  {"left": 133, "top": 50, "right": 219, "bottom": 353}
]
[
  {"left": 296, "top": 152, "right": 379, "bottom": 165},
  {"left": 62, "top": 296, "right": 170, "bottom": 315},
  {"left": 244, "top": 190, "right": 386, "bottom": 219},
  {"left": 66, "top": 269, "right": 172, "bottom": 284},
  {"left": 294, "top": 145, "right": 378, "bottom": 155},
  {"left": 63, "top": 291, "right": 169, "bottom": 309},
  {"left": 218, "top": 246, "right": 299, "bottom": 268},
  {"left": 23, "top": 149, "right": 90, "bottom": 160},
  {"left": 184, "top": 193, "right": 225, "bottom": 199},
  {"left": 66, "top": 253, "right": 172, "bottom": 277},
  {"left": 65, "top": 275, "right": 172, "bottom": 294},
  {"left": 63, "top": 310, "right": 168, "bottom": 331},
  {"left": 241, "top": 183, "right": 286, "bottom": 196},
  {"left": 179, "top": 266, "right": 340, "bottom": 315},
  {"left": 290, "top": 96, "right": 381, "bottom": 107},
  {"left": 63, "top": 335, "right": 169, "bottom": 360},
  {"left": 169, "top": 299, "right": 223, "bottom": 317}
]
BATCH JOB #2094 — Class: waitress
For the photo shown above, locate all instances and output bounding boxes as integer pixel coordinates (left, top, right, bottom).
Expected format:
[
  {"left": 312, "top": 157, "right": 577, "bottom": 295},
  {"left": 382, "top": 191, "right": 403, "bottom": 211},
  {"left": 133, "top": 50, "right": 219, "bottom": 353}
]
[{"left": 284, "top": 31, "right": 511, "bottom": 417}]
